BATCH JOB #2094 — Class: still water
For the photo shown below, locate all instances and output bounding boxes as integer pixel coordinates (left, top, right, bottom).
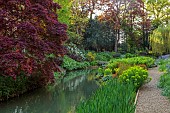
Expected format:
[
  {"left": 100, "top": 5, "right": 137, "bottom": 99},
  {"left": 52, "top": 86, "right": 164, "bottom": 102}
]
[{"left": 0, "top": 69, "right": 99, "bottom": 113}]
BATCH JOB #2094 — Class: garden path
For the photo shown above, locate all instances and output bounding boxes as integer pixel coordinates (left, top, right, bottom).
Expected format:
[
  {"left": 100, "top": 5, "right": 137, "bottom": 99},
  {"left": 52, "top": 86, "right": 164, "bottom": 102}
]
[{"left": 136, "top": 67, "right": 170, "bottom": 113}]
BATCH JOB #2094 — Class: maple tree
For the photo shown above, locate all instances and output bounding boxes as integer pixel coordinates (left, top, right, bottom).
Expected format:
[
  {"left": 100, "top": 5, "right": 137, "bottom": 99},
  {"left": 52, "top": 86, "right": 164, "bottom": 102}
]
[{"left": 0, "top": 0, "right": 67, "bottom": 83}]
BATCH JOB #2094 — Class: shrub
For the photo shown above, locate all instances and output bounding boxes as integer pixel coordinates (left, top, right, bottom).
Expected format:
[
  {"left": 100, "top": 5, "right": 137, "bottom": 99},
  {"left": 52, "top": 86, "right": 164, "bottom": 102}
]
[
  {"left": 109, "top": 56, "right": 155, "bottom": 68},
  {"left": 62, "top": 56, "right": 90, "bottom": 71},
  {"left": 124, "top": 53, "right": 137, "bottom": 58},
  {"left": 115, "top": 63, "right": 132, "bottom": 77},
  {"left": 104, "top": 68, "right": 112, "bottom": 76},
  {"left": 112, "top": 52, "right": 121, "bottom": 58},
  {"left": 0, "top": 74, "right": 40, "bottom": 100},
  {"left": 98, "top": 67, "right": 104, "bottom": 75},
  {"left": 107, "top": 61, "right": 119, "bottom": 73},
  {"left": 95, "top": 52, "right": 113, "bottom": 61},
  {"left": 158, "top": 73, "right": 170, "bottom": 98},
  {"left": 86, "top": 52, "right": 96, "bottom": 61},
  {"left": 157, "top": 59, "right": 170, "bottom": 72},
  {"left": 66, "top": 43, "right": 86, "bottom": 61},
  {"left": 119, "top": 66, "right": 148, "bottom": 88},
  {"left": 76, "top": 79, "right": 136, "bottom": 113},
  {"left": 0, "top": 0, "right": 67, "bottom": 83},
  {"left": 105, "top": 56, "right": 154, "bottom": 75}
]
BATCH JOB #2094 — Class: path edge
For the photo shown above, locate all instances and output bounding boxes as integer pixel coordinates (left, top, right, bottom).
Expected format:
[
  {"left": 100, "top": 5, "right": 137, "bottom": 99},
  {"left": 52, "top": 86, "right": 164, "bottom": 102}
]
[{"left": 134, "top": 88, "right": 140, "bottom": 113}]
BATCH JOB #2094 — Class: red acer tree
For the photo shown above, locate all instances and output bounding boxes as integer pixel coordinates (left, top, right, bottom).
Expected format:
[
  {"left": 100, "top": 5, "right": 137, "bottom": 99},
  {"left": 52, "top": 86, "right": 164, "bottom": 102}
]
[{"left": 0, "top": 0, "right": 67, "bottom": 83}]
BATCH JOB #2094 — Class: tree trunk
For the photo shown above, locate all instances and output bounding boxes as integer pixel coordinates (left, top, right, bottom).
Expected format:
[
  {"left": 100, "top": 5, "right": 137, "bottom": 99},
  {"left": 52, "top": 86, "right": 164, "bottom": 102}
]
[{"left": 114, "top": 29, "right": 119, "bottom": 52}]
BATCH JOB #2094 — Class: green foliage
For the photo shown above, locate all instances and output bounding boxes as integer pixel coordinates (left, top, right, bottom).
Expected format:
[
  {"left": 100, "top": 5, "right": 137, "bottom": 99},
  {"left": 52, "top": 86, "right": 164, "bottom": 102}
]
[
  {"left": 115, "top": 63, "right": 132, "bottom": 77},
  {"left": 76, "top": 79, "right": 136, "bottom": 113},
  {"left": 89, "top": 61, "right": 98, "bottom": 66},
  {"left": 159, "top": 64, "right": 167, "bottom": 72},
  {"left": 0, "top": 74, "right": 39, "bottom": 100},
  {"left": 124, "top": 53, "right": 138, "bottom": 58},
  {"left": 158, "top": 58, "right": 170, "bottom": 99},
  {"left": 157, "top": 59, "right": 170, "bottom": 72},
  {"left": 86, "top": 51, "right": 114, "bottom": 62},
  {"left": 98, "top": 56, "right": 154, "bottom": 82},
  {"left": 95, "top": 52, "right": 114, "bottom": 61},
  {"left": 86, "top": 52, "right": 96, "bottom": 61},
  {"left": 107, "top": 61, "right": 119, "bottom": 74},
  {"left": 54, "top": 0, "right": 88, "bottom": 45},
  {"left": 158, "top": 73, "right": 170, "bottom": 98},
  {"left": 109, "top": 56, "right": 155, "bottom": 68},
  {"left": 62, "top": 56, "right": 90, "bottom": 71},
  {"left": 104, "top": 68, "right": 112, "bottom": 76},
  {"left": 145, "top": 0, "right": 170, "bottom": 29},
  {"left": 83, "top": 19, "right": 115, "bottom": 51},
  {"left": 98, "top": 67, "right": 104, "bottom": 75},
  {"left": 119, "top": 66, "right": 148, "bottom": 88},
  {"left": 54, "top": 0, "right": 72, "bottom": 25},
  {"left": 150, "top": 23, "right": 170, "bottom": 55},
  {"left": 68, "top": 1, "right": 89, "bottom": 45}
]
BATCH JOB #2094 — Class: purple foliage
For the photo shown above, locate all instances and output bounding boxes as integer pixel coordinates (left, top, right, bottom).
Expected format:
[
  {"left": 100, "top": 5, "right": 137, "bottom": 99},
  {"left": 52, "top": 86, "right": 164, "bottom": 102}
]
[{"left": 0, "top": 0, "right": 68, "bottom": 83}]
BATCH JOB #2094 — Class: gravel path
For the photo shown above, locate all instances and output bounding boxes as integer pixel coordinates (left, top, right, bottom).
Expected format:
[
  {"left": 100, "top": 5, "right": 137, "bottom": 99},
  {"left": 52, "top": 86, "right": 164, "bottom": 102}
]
[{"left": 136, "top": 67, "right": 170, "bottom": 113}]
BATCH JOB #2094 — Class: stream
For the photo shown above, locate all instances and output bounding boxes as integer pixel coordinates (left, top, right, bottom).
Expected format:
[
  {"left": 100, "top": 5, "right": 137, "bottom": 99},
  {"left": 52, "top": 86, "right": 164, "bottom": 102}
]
[{"left": 0, "top": 69, "right": 99, "bottom": 113}]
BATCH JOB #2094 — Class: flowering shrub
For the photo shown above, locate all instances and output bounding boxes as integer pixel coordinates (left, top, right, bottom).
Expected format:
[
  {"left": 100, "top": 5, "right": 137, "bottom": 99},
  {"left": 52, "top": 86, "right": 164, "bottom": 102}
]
[
  {"left": 66, "top": 43, "right": 86, "bottom": 61},
  {"left": 0, "top": 0, "right": 67, "bottom": 83},
  {"left": 119, "top": 66, "right": 148, "bottom": 88}
]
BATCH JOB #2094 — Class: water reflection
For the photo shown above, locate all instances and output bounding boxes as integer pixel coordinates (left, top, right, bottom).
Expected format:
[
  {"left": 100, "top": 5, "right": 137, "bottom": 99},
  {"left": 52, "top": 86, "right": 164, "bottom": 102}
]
[{"left": 0, "top": 69, "right": 98, "bottom": 113}]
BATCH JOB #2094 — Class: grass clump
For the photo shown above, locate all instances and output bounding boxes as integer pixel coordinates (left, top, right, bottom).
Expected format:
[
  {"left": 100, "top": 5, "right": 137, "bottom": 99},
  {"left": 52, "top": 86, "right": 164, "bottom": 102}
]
[{"left": 76, "top": 79, "right": 136, "bottom": 113}]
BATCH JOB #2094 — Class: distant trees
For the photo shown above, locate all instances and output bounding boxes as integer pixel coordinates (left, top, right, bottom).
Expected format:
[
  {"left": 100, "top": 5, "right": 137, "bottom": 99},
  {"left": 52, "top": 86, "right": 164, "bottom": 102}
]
[
  {"left": 0, "top": 0, "right": 67, "bottom": 83},
  {"left": 52, "top": 0, "right": 170, "bottom": 54},
  {"left": 97, "top": 0, "right": 150, "bottom": 52},
  {"left": 83, "top": 19, "right": 115, "bottom": 51}
]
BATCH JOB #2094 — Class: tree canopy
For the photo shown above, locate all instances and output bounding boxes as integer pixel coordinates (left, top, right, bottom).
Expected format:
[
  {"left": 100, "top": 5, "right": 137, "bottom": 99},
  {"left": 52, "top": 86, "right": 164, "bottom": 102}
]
[{"left": 0, "top": 0, "right": 67, "bottom": 83}]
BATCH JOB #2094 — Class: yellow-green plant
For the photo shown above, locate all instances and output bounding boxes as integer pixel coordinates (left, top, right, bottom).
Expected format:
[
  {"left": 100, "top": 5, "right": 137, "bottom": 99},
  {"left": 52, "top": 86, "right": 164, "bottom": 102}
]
[
  {"left": 150, "top": 24, "right": 170, "bottom": 55},
  {"left": 86, "top": 52, "right": 96, "bottom": 61},
  {"left": 119, "top": 66, "right": 148, "bottom": 88},
  {"left": 104, "top": 68, "right": 112, "bottom": 76}
]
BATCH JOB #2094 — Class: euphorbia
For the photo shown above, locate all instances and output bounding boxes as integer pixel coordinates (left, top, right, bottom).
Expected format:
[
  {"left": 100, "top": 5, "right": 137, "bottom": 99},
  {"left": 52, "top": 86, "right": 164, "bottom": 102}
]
[{"left": 0, "top": 0, "right": 67, "bottom": 83}]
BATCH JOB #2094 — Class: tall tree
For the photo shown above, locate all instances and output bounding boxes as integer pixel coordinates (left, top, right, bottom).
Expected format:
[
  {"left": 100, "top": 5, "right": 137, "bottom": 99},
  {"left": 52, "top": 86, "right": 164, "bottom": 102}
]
[
  {"left": 54, "top": 0, "right": 73, "bottom": 25},
  {"left": 68, "top": 0, "right": 89, "bottom": 45},
  {"left": 145, "top": 0, "right": 170, "bottom": 29},
  {"left": 98, "top": 0, "right": 150, "bottom": 52},
  {"left": 150, "top": 23, "right": 170, "bottom": 55}
]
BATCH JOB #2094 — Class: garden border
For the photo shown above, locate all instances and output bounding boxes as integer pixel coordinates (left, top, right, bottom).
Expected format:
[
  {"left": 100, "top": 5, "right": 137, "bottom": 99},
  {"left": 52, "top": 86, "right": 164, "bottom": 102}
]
[{"left": 134, "top": 88, "right": 140, "bottom": 113}]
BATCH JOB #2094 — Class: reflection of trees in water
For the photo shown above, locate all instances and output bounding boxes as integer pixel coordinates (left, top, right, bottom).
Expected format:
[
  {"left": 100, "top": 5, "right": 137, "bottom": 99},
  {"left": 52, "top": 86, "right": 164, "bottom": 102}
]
[
  {"left": 66, "top": 75, "right": 86, "bottom": 91},
  {"left": 0, "top": 69, "right": 98, "bottom": 113}
]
